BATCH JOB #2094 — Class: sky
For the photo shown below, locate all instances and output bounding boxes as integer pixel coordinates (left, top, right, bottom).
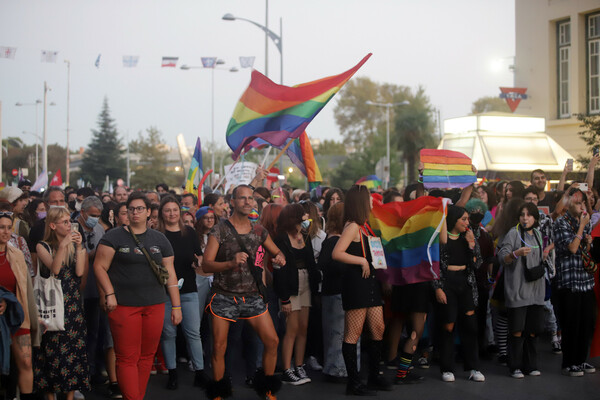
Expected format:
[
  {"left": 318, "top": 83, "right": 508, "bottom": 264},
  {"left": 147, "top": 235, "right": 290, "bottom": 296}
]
[{"left": 0, "top": 0, "right": 515, "bottom": 156}]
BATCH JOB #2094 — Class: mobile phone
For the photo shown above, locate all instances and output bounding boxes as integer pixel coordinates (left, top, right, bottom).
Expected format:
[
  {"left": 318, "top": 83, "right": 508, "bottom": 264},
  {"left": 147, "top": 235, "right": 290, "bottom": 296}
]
[
  {"left": 71, "top": 222, "right": 79, "bottom": 233},
  {"left": 580, "top": 183, "right": 588, "bottom": 192},
  {"left": 594, "top": 147, "right": 599, "bottom": 157},
  {"left": 567, "top": 158, "right": 574, "bottom": 167}
]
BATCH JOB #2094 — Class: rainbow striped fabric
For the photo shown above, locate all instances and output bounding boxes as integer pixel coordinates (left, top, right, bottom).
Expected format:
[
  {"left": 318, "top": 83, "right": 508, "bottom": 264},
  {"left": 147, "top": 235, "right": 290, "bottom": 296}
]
[
  {"left": 284, "top": 131, "right": 322, "bottom": 189},
  {"left": 185, "top": 138, "right": 203, "bottom": 199},
  {"left": 369, "top": 196, "right": 448, "bottom": 286},
  {"left": 420, "top": 149, "right": 476, "bottom": 189},
  {"left": 226, "top": 54, "right": 372, "bottom": 159},
  {"left": 356, "top": 175, "right": 382, "bottom": 190}
]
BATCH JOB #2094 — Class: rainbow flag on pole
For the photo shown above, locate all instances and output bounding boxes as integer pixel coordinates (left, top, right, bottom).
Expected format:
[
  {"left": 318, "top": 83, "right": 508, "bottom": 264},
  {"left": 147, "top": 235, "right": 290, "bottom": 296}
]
[
  {"left": 356, "top": 175, "right": 382, "bottom": 190},
  {"left": 420, "top": 149, "right": 476, "bottom": 189},
  {"left": 185, "top": 138, "right": 203, "bottom": 200},
  {"left": 226, "top": 54, "right": 372, "bottom": 159},
  {"left": 369, "top": 196, "right": 448, "bottom": 286},
  {"left": 282, "top": 131, "right": 322, "bottom": 189}
]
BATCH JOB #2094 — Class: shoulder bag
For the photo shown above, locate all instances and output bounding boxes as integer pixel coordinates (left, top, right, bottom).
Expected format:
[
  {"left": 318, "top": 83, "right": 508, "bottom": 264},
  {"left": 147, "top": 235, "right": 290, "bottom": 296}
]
[
  {"left": 33, "top": 242, "right": 65, "bottom": 331},
  {"left": 127, "top": 227, "right": 170, "bottom": 286}
]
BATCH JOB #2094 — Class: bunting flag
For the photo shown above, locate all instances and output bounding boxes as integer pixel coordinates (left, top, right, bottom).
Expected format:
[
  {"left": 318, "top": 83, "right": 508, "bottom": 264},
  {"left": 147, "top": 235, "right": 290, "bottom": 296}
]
[
  {"left": 369, "top": 196, "right": 448, "bottom": 286},
  {"left": 239, "top": 56, "right": 255, "bottom": 68},
  {"left": 162, "top": 56, "right": 178, "bottom": 68},
  {"left": 123, "top": 55, "right": 139, "bottom": 68},
  {"left": 201, "top": 57, "right": 217, "bottom": 68},
  {"left": 185, "top": 138, "right": 204, "bottom": 200},
  {"left": 420, "top": 149, "right": 476, "bottom": 189},
  {"left": 49, "top": 169, "right": 63, "bottom": 187},
  {"left": 356, "top": 175, "right": 382, "bottom": 190},
  {"left": 95, "top": 54, "right": 101, "bottom": 68},
  {"left": 0, "top": 46, "right": 17, "bottom": 59},
  {"left": 31, "top": 170, "right": 48, "bottom": 192},
  {"left": 41, "top": 50, "right": 58, "bottom": 63},
  {"left": 226, "top": 53, "right": 372, "bottom": 159}
]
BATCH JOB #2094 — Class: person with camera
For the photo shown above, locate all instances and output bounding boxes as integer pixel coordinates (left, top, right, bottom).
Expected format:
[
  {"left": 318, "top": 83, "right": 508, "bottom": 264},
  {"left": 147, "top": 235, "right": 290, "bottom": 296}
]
[{"left": 498, "top": 202, "right": 546, "bottom": 378}]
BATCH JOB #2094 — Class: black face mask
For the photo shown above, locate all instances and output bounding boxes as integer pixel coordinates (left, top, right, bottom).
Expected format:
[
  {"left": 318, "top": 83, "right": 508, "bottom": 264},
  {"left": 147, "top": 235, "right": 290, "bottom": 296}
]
[
  {"left": 68, "top": 200, "right": 76, "bottom": 211},
  {"left": 469, "top": 212, "right": 485, "bottom": 226},
  {"left": 522, "top": 224, "right": 535, "bottom": 232}
]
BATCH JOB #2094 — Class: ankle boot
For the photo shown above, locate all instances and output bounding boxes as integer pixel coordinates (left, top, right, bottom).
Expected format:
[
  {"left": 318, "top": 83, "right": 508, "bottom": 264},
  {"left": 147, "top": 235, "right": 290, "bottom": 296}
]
[
  {"left": 342, "top": 342, "right": 376, "bottom": 396},
  {"left": 366, "top": 340, "right": 392, "bottom": 391},
  {"left": 167, "top": 368, "right": 178, "bottom": 390}
]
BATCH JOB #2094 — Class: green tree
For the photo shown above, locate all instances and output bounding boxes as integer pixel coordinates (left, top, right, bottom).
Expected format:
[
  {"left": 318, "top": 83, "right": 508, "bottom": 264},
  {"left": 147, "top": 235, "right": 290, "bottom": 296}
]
[
  {"left": 576, "top": 113, "right": 600, "bottom": 165},
  {"left": 470, "top": 96, "right": 511, "bottom": 114},
  {"left": 313, "top": 139, "right": 346, "bottom": 156},
  {"left": 81, "top": 98, "right": 126, "bottom": 187},
  {"left": 130, "top": 127, "right": 183, "bottom": 190}
]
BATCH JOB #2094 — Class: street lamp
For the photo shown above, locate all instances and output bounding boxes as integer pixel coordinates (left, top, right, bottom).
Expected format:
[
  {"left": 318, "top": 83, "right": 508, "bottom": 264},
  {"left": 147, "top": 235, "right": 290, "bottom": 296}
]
[
  {"left": 16, "top": 99, "right": 54, "bottom": 179},
  {"left": 222, "top": 9, "right": 283, "bottom": 84},
  {"left": 366, "top": 100, "right": 410, "bottom": 189},
  {"left": 180, "top": 61, "right": 238, "bottom": 185},
  {"left": 22, "top": 131, "right": 41, "bottom": 179}
]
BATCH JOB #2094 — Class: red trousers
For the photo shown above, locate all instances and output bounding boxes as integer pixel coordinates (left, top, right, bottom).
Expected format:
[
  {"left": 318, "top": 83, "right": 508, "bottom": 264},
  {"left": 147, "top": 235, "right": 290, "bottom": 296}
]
[{"left": 108, "top": 303, "right": 165, "bottom": 400}]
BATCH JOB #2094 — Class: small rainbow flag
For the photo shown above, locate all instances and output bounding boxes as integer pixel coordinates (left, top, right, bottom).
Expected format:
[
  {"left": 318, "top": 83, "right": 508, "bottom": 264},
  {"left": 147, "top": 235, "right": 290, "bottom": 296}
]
[
  {"left": 369, "top": 196, "right": 448, "bottom": 286},
  {"left": 226, "top": 54, "right": 372, "bottom": 159},
  {"left": 356, "top": 175, "right": 382, "bottom": 190},
  {"left": 420, "top": 149, "right": 476, "bottom": 189}
]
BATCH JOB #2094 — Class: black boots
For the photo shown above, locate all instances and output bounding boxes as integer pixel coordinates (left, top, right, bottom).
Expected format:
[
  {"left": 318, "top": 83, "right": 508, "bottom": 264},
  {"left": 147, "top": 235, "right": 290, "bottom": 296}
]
[
  {"left": 342, "top": 342, "right": 376, "bottom": 396},
  {"left": 254, "top": 369, "right": 282, "bottom": 399},
  {"left": 194, "top": 369, "right": 209, "bottom": 388},
  {"left": 366, "top": 340, "right": 393, "bottom": 391},
  {"left": 167, "top": 368, "right": 178, "bottom": 390},
  {"left": 206, "top": 378, "right": 233, "bottom": 400}
]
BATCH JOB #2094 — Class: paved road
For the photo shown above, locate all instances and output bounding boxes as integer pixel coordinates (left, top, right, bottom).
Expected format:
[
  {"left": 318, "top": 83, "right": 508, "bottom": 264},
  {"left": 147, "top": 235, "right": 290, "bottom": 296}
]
[{"left": 84, "top": 342, "right": 600, "bottom": 400}]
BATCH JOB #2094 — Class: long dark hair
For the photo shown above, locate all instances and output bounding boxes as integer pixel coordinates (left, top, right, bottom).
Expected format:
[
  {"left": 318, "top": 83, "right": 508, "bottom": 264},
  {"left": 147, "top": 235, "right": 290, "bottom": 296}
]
[
  {"left": 157, "top": 195, "right": 186, "bottom": 234},
  {"left": 343, "top": 185, "right": 370, "bottom": 225}
]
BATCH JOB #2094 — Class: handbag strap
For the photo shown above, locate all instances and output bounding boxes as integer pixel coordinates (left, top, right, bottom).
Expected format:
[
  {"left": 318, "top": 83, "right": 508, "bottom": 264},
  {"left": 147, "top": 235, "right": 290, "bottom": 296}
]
[
  {"left": 223, "top": 220, "right": 253, "bottom": 260},
  {"left": 126, "top": 227, "right": 158, "bottom": 271}
]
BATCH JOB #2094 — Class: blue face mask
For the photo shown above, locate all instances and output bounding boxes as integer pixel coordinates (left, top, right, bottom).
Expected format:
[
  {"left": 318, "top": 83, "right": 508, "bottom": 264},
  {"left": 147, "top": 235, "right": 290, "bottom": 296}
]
[
  {"left": 85, "top": 216, "right": 99, "bottom": 228},
  {"left": 301, "top": 219, "right": 311, "bottom": 229}
]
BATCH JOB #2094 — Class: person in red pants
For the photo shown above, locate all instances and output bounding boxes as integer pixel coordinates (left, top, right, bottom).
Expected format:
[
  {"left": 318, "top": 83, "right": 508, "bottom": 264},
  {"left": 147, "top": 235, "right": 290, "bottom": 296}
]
[{"left": 95, "top": 192, "right": 182, "bottom": 400}]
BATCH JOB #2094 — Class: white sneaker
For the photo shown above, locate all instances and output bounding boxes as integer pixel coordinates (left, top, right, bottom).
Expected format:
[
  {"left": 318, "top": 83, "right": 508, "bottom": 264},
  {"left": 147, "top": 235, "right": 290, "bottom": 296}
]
[
  {"left": 581, "top": 362, "right": 596, "bottom": 373},
  {"left": 511, "top": 369, "right": 525, "bottom": 379},
  {"left": 468, "top": 370, "right": 485, "bottom": 382},
  {"left": 74, "top": 391, "right": 85, "bottom": 400},
  {"left": 442, "top": 372, "right": 455, "bottom": 382},
  {"left": 306, "top": 356, "right": 323, "bottom": 371},
  {"left": 528, "top": 370, "right": 541, "bottom": 376}
]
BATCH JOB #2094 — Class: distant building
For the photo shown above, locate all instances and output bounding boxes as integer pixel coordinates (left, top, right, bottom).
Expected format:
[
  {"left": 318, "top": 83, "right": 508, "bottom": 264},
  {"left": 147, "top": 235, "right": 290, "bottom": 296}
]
[{"left": 515, "top": 1, "right": 600, "bottom": 159}]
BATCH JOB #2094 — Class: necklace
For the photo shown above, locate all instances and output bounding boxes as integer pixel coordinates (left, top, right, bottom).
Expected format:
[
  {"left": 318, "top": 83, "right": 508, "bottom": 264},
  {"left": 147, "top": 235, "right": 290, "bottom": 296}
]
[
  {"left": 448, "top": 232, "right": 460, "bottom": 238},
  {"left": 516, "top": 224, "right": 540, "bottom": 248}
]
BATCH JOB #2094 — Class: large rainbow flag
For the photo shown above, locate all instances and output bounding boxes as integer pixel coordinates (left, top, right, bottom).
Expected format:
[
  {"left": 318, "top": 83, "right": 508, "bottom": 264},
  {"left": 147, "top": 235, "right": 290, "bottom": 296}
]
[
  {"left": 369, "top": 196, "right": 448, "bottom": 286},
  {"left": 420, "top": 149, "right": 476, "bottom": 189},
  {"left": 283, "top": 131, "right": 322, "bottom": 189},
  {"left": 356, "top": 175, "right": 382, "bottom": 190},
  {"left": 226, "top": 54, "right": 372, "bottom": 159},
  {"left": 185, "top": 138, "right": 211, "bottom": 201}
]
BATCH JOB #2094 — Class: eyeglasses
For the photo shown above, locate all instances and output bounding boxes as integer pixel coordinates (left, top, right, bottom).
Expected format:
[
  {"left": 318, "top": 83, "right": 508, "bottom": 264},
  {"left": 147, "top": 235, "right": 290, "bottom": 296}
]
[
  {"left": 128, "top": 206, "right": 147, "bottom": 213},
  {"left": 202, "top": 215, "right": 215, "bottom": 221}
]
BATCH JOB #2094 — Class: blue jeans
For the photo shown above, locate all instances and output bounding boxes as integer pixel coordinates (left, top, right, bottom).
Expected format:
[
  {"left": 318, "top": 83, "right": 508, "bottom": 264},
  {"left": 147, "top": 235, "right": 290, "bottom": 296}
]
[
  {"left": 322, "top": 294, "right": 350, "bottom": 377},
  {"left": 161, "top": 292, "right": 204, "bottom": 370}
]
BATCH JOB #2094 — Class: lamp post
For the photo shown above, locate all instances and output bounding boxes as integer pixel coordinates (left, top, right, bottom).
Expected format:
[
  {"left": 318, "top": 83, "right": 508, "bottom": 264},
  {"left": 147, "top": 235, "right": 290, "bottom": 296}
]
[
  {"left": 222, "top": 9, "right": 283, "bottom": 84},
  {"left": 366, "top": 100, "right": 410, "bottom": 189},
  {"left": 181, "top": 62, "right": 238, "bottom": 185},
  {"left": 16, "top": 99, "right": 55, "bottom": 179},
  {"left": 22, "top": 131, "right": 41, "bottom": 178},
  {"left": 64, "top": 60, "right": 71, "bottom": 186}
]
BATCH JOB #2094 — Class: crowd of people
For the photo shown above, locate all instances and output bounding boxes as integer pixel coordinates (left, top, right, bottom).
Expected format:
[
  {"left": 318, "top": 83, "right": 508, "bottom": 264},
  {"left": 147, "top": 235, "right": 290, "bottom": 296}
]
[{"left": 0, "top": 157, "right": 599, "bottom": 400}]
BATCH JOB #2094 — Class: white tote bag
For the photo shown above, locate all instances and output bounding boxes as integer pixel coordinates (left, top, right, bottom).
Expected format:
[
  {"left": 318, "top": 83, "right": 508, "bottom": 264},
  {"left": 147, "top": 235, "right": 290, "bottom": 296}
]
[{"left": 34, "top": 245, "right": 65, "bottom": 331}]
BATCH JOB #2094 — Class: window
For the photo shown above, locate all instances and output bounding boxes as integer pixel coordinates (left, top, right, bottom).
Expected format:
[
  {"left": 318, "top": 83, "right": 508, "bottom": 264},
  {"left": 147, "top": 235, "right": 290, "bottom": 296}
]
[
  {"left": 557, "top": 20, "right": 570, "bottom": 118},
  {"left": 588, "top": 13, "right": 600, "bottom": 114}
]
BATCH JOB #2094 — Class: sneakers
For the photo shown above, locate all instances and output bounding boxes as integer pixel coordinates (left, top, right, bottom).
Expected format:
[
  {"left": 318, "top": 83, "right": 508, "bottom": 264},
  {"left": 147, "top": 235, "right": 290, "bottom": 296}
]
[
  {"left": 386, "top": 357, "right": 398, "bottom": 370},
  {"left": 281, "top": 368, "right": 304, "bottom": 385},
  {"left": 306, "top": 356, "right": 323, "bottom": 371},
  {"left": 393, "top": 371, "right": 424, "bottom": 384},
  {"left": 155, "top": 363, "right": 168, "bottom": 375},
  {"left": 497, "top": 354, "right": 508, "bottom": 366},
  {"left": 295, "top": 365, "right": 311, "bottom": 384},
  {"left": 581, "top": 362, "right": 596, "bottom": 373},
  {"left": 442, "top": 372, "right": 455, "bottom": 382},
  {"left": 468, "top": 370, "right": 485, "bottom": 382},
  {"left": 562, "top": 365, "right": 584, "bottom": 377},
  {"left": 527, "top": 370, "right": 541, "bottom": 376},
  {"left": 74, "top": 391, "right": 85, "bottom": 400},
  {"left": 416, "top": 357, "right": 430, "bottom": 369},
  {"left": 511, "top": 369, "right": 525, "bottom": 379},
  {"left": 108, "top": 382, "right": 123, "bottom": 399},
  {"left": 551, "top": 340, "right": 562, "bottom": 354}
]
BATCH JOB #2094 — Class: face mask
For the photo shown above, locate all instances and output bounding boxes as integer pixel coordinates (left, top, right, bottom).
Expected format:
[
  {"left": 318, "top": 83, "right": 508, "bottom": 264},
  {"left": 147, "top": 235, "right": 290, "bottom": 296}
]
[
  {"left": 68, "top": 200, "right": 76, "bottom": 210},
  {"left": 75, "top": 201, "right": 82, "bottom": 212},
  {"left": 85, "top": 216, "right": 99, "bottom": 228},
  {"left": 248, "top": 209, "right": 259, "bottom": 222},
  {"left": 181, "top": 206, "right": 190, "bottom": 212},
  {"left": 301, "top": 219, "right": 311, "bottom": 230},
  {"left": 469, "top": 212, "right": 485, "bottom": 226},
  {"left": 37, "top": 211, "right": 47, "bottom": 220}
]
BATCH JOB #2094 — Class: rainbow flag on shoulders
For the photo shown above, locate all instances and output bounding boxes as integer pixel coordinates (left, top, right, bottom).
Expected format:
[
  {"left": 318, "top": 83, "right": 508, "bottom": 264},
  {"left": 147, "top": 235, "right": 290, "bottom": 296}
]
[
  {"left": 226, "top": 54, "right": 372, "bottom": 159},
  {"left": 420, "top": 149, "right": 476, "bottom": 189},
  {"left": 369, "top": 196, "right": 448, "bottom": 286}
]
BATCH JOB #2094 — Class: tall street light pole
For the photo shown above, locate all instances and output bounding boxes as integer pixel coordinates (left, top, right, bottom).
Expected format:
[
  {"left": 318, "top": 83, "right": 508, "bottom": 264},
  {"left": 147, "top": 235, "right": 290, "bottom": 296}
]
[
  {"left": 22, "top": 131, "right": 41, "bottom": 179},
  {"left": 15, "top": 99, "right": 43, "bottom": 178},
  {"left": 366, "top": 100, "right": 410, "bottom": 189},
  {"left": 43, "top": 81, "right": 50, "bottom": 187},
  {"left": 64, "top": 60, "right": 71, "bottom": 186}
]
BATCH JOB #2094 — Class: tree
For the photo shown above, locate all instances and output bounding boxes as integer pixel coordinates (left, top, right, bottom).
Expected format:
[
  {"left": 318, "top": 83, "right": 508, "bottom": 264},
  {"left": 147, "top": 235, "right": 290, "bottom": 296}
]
[
  {"left": 81, "top": 98, "right": 126, "bottom": 188},
  {"left": 130, "top": 127, "right": 184, "bottom": 190},
  {"left": 576, "top": 113, "right": 600, "bottom": 165},
  {"left": 313, "top": 139, "right": 346, "bottom": 156},
  {"left": 470, "top": 96, "right": 511, "bottom": 114}
]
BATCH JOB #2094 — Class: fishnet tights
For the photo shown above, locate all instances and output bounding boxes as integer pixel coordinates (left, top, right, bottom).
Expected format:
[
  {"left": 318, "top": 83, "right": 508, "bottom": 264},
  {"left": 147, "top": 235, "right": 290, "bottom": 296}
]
[{"left": 344, "top": 306, "right": 385, "bottom": 344}]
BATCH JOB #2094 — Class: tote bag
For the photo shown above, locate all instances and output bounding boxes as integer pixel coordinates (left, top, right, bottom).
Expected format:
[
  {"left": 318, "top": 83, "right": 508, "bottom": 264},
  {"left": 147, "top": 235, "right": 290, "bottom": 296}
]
[{"left": 33, "top": 243, "right": 65, "bottom": 331}]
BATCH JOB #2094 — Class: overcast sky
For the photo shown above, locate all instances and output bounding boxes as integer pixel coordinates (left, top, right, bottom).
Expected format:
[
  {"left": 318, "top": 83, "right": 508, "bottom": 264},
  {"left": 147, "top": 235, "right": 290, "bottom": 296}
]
[{"left": 1, "top": 0, "right": 515, "bottom": 155}]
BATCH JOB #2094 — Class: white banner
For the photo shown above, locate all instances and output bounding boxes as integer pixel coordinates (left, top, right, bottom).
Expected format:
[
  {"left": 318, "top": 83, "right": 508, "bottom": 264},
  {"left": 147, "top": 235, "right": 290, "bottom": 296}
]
[
  {"left": 0, "top": 46, "right": 17, "bottom": 59},
  {"left": 239, "top": 56, "right": 255, "bottom": 68},
  {"left": 41, "top": 50, "right": 58, "bottom": 63},
  {"left": 223, "top": 161, "right": 258, "bottom": 192}
]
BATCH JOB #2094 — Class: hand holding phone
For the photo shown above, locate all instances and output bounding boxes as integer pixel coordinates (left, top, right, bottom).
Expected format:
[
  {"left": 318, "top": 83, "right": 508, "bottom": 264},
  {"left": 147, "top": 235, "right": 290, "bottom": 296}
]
[{"left": 71, "top": 222, "right": 79, "bottom": 233}]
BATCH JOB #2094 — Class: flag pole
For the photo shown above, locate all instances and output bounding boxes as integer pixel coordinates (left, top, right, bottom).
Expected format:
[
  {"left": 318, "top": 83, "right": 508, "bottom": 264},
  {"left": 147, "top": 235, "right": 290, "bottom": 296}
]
[
  {"left": 266, "top": 140, "right": 294, "bottom": 170},
  {"left": 213, "top": 151, "right": 243, "bottom": 190},
  {"left": 261, "top": 146, "right": 272, "bottom": 168}
]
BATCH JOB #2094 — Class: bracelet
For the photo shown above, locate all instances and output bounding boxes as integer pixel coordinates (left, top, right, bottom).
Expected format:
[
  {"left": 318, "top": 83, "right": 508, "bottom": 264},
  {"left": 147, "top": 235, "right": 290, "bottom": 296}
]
[
  {"left": 167, "top": 284, "right": 178, "bottom": 288},
  {"left": 105, "top": 293, "right": 115, "bottom": 299},
  {"left": 512, "top": 251, "right": 519, "bottom": 259},
  {"left": 171, "top": 306, "right": 181, "bottom": 310},
  {"left": 576, "top": 234, "right": 583, "bottom": 240}
]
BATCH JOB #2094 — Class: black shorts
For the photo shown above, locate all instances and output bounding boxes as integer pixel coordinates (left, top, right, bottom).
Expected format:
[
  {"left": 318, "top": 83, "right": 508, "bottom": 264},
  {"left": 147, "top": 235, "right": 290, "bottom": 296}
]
[
  {"left": 207, "top": 293, "right": 268, "bottom": 322},
  {"left": 507, "top": 305, "right": 544, "bottom": 335},
  {"left": 391, "top": 282, "right": 432, "bottom": 314},
  {"left": 437, "top": 270, "right": 475, "bottom": 324}
]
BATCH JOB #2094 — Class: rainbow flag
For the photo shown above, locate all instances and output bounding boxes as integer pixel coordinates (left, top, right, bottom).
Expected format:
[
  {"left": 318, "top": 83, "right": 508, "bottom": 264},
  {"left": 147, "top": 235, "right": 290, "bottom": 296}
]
[
  {"left": 185, "top": 138, "right": 203, "bottom": 200},
  {"left": 226, "top": 54, "right": 372, "bottom": 159},
  {"left": 420, "top": 149, "right": 476, "bottom": 189},
  {"left": 356, "top": 175, "right": 382, "bottom": 190},
  {"left": 369, "top": 196, "right": 448, "bottom": 286}
]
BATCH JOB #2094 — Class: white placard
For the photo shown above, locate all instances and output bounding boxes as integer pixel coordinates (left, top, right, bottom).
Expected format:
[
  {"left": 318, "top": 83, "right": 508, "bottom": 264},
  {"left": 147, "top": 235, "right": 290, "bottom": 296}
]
[
  {"left": 368, "top": 236, "right": 387, "bottom": 269},
  {"left": 223, "top": 161, "right": 258, "bottom": 192}
]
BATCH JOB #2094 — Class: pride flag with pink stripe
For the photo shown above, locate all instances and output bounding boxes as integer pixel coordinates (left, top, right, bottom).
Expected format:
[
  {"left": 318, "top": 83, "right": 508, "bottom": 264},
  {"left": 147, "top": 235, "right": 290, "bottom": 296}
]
[
  {"left": 369, "top": 196, "right": 448, "bottom": 286},
  {"left": 420, "top": 149, "right": 476, "bottom": 189}
]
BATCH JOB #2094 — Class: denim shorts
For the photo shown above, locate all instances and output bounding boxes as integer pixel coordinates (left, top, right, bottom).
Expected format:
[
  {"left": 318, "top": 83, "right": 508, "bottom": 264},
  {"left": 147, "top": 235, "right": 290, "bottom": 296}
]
[{"left": 207, "top": 292, "right": 268, "bottom": 322}]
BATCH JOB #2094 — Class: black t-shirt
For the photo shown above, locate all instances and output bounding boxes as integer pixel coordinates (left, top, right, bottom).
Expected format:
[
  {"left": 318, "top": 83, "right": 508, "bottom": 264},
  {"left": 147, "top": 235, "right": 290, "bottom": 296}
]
[
  {"left": 318, "top": 236, "right": 344, "bottom": 296},
  {"left": 164, "top": 227, "right": 202, "bottom": 294},
  {"left": 28, "top": 218, "right": 45, "bottom": 253},
  {"left": 446, "top": 235, "right": 470, "bottom": 266},
  {"left": 99, "top": 226, "right": 173, "bottom": 307},
  {"left": 537, "top": 191, "right": 554, "bottom": 213}
]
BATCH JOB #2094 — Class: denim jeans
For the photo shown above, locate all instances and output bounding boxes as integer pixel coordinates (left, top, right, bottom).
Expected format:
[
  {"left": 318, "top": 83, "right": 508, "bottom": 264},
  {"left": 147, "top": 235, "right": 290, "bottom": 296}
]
[
  {"left": 161, "top": 292, "right": 204, "bottom": 370},
  {"left": 322, "top": 294, "right": 352, "bottom": 377}
]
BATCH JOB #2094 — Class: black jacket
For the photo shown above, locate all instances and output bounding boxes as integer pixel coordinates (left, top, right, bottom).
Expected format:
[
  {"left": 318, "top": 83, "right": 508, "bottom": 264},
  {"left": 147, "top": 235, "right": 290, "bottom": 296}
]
[{"left": 273, "top": 233, "right": 320, "bottom": 303}]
